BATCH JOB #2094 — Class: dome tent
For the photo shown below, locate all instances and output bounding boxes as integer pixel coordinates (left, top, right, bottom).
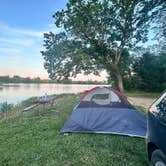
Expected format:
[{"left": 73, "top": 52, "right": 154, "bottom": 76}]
[{"left": 61, "top": 87, "right": 147, "bottom": 138}]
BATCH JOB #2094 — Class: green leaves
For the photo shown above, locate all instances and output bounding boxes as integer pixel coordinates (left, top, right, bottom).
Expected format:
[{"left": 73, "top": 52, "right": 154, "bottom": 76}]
[
  {"left": 133, "top": 52, "right": 166, "bottom": 92},
  {"left": 41, "top": 32, "right": 99, "bottom": 80},
  {"left": 41, "top": 0, "right": 164, "bottom": 90}
]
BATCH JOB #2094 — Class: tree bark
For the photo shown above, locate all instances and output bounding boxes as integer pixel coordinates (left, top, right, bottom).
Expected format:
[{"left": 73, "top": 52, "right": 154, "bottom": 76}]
[
  {"left": 108, "top": 63, "right": 124, "bottom": 92},
  {"left": 114, "top": 72, "right": 124, "bottom": 92},
  {"left": 107, "top": 48, "right": 124, "bottom": 91},
  {"left": 114, "top": 49, "right": 124, "bottom": 92}
]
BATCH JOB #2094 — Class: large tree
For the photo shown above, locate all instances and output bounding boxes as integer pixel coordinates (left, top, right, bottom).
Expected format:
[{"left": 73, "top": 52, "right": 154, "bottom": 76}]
[{"left": 42, "top": 0, "right": 163, "bottom": 91}]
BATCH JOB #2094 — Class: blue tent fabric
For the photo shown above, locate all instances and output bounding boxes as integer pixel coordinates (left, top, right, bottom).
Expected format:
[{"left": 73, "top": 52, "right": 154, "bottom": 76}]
[
  {"left": 61, "top": 108, "right": 147, "bottom": 138},
  {"left": 60, "top": 87, "right": 147, "bottom": 138}
]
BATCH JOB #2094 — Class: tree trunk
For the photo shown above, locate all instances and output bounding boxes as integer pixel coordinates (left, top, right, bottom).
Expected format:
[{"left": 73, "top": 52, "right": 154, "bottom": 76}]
[
  {"left": 114, "top": 48, "right": 124, "bottom": 91},
  {"left": 107, "top": 48, "right": 124, "bottom": 91},
  {"left": 115, "top": 72, "right": 124, "bottom": 92}
]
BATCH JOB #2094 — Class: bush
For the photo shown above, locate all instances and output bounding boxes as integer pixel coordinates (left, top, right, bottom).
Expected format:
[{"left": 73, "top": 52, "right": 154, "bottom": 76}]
[
  {"left": 0, "top": 102, "right": 14, "bottom": 113},
  {"left": 161, "top": 83, "right": 166, "bottom": 92},
  {"left": 123, "top": 76, "right": 142, "bottom": 90},
  {"left": 133, "top": 52, "right": 166, "bottom": 92}
]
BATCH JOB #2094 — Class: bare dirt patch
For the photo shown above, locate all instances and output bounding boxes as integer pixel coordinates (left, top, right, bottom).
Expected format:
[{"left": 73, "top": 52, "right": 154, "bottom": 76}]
[{"left": 128, "top": 97, "right": 156, "bottom": 110}]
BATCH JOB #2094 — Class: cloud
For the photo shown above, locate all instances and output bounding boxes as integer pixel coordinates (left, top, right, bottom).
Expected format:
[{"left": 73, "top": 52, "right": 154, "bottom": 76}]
[
  {"left": 0, "top": 37, "right": 35, "bottom": 47},
  {"left": 0, "top": 22, "right": 62, "bottom": 79},
  {"left": 0, "top": 47, "right": 20, "bottom": 55},
  {"left": 0, "top": 23, "right": 45, "bottom": 76},
  {"left": 0, "top": 22, "right": 62, "bottom": 48},
  {"left": 47, "top": 23, "right": 62, "bottom": 33},
  {"left": 0, "top": 22, "right": 43, "bottom": 38},
  {"left": 0, "top": 22, "right": 45, "bottom": 55},
  {"left": 0, "top": 22, "right": 44, "bottom": 54}
]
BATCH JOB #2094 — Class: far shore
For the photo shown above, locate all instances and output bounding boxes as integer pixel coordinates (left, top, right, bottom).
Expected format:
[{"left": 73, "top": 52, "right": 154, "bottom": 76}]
[{"left": 0, "top": 81, "right": 107, "bottom": 85}]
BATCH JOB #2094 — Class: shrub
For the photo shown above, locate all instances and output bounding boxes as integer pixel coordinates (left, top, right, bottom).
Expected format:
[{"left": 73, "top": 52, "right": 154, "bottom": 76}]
[
  {"left": 0, "top": 102, "right": 14, "bottom": 113},
  {"left": 123, "top": 76, "right": 142, "bottom": 90}
]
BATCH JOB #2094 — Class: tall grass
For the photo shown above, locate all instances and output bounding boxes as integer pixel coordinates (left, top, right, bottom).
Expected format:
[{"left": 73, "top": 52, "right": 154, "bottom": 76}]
[{"left": 0, "top": 102, "right": 14, "bottom": 113}]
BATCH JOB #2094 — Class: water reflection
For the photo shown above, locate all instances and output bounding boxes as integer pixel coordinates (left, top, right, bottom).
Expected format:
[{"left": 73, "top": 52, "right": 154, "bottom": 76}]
[{"left": 0, "top": 83, "right": 105, "bottom": 104}]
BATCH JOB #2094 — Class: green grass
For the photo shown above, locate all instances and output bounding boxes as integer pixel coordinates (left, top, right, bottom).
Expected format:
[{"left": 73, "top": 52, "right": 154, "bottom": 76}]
[
  {"left": 125, "top": 90, "right": 160, "bottom": 98},
  {"left": 135, "top": 106, "right": 146, "bottom": 114},
  {"left": 0, "top": 94, "right": 148, "bottom": 166}
]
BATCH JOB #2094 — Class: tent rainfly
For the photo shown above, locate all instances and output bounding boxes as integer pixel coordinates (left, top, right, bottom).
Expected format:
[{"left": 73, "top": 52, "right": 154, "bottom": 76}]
[{"left": 61, "top": 87, "right": 147, "bottom": 138}]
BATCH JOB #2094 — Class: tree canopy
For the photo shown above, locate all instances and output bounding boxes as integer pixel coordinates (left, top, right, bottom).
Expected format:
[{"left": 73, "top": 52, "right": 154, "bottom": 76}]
[{"left": 41, "top": 0, "right": 164, "bottom": 91}]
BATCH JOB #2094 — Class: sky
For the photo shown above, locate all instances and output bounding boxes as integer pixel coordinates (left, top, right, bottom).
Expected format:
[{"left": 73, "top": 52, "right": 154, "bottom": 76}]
[
  {"left": 0, "top": 0, "right": 156, "bottom": 81},
  {"left": 0, "top": 0, "right": 68, "bottom": 79},
  {"left": 0, "top": 0, "right": 107, "bottom": 81}
]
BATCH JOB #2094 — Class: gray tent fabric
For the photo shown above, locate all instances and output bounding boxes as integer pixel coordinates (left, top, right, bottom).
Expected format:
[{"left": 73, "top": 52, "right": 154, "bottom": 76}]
[{"left": 61, "top": 87, "right": 147, "bottom": 138}]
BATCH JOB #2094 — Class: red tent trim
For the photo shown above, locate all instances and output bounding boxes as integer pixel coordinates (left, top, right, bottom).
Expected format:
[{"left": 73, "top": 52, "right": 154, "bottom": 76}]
[
  {"left": 81, "top": 86, "right": 100, "bottom": 98},
  {"left": 82, "top": 86, "right": 128, "bottom": 99},
  {"left": 107, "top": 87, "right": 127, "bottom": 99}
]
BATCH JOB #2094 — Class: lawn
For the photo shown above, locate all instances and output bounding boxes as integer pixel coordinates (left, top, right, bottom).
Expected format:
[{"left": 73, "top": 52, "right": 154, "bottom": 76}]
[
  {"left": 125, "top": 90, "right": 160, "bottom": 98},
  {"left": 0, "top": 94, "right": 148, "bottom": 166}
]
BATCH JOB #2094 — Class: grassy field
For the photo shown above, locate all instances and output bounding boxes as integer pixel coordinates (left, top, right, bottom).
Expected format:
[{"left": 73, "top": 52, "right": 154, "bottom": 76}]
[
  {"left": 0, "top": 94, "right": 148, "bottom": 166},
  {"left": 125, "top": 90, "right": 160, "bottom": 98}
]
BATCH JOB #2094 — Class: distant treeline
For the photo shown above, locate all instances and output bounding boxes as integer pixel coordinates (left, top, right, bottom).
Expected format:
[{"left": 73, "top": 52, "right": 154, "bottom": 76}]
[{"left": 0, "top": 75, "right": 107, "bottom": 85}]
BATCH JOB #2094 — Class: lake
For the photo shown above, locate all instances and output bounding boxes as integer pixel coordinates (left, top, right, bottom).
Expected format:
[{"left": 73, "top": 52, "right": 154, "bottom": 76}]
[{"left": 0, "top": 83, "right": 105, "bottom": 104}]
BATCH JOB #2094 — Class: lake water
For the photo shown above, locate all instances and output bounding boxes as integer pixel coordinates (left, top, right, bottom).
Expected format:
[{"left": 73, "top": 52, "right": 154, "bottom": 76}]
[{"left": 0, "top": 83, "right": 105, "bottom": 104}]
